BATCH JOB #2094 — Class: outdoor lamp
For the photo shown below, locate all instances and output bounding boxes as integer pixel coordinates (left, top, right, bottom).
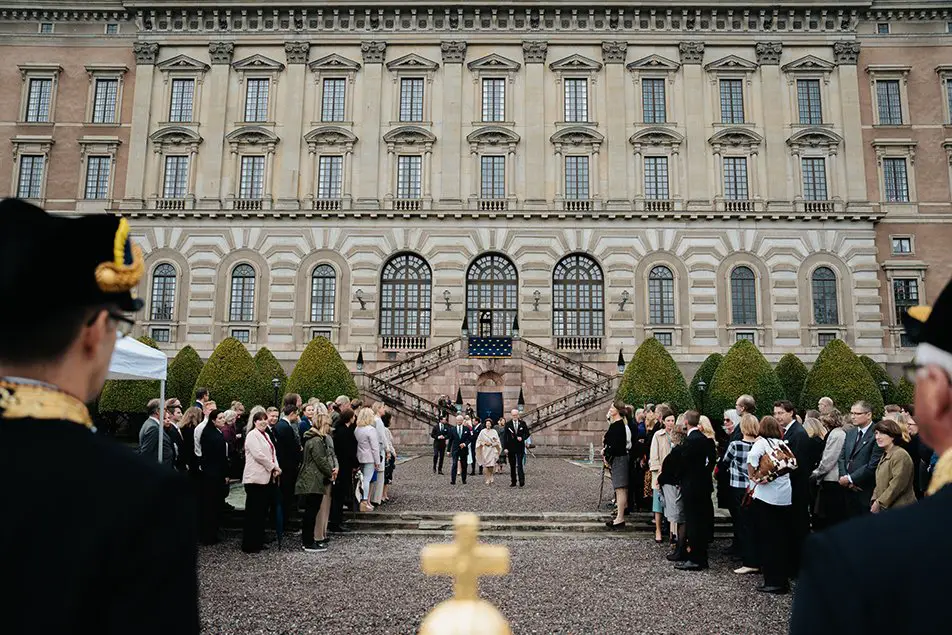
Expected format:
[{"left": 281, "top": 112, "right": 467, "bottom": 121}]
[
  {"left": 455, "top": 388, "right": 463, "bottom": 413},
  {"left": 617, "top": 349, "right": 626, "bottom": 374},
  {"left": 879, "top": 380, "right": 890, "bottom": 396},
  {"left": 461, "top": 314, "right": 469, "bottom": 338},
  {"left": 356, "top": 347, "right": 364, "bottom": 372},
  {"left": 511, "top": 315, "right": 520, "bottom": 339},
  {"left": 443, "top": 289, "right": 452, "bottom": 311},
  {"left": 697, "top": 379, "right": 707, "bottom": 394},
  {"left": 271, "top": 377, "right": 280, "bottom": 407},
  {"left": 517, "top": 388, "right": 525, "bottom": 414}
]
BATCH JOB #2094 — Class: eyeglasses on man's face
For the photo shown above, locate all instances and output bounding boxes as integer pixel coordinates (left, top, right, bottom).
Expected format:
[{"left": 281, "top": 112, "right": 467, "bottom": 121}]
[{"left": 108, "top": 312, "right": 136, "bottom": 338}]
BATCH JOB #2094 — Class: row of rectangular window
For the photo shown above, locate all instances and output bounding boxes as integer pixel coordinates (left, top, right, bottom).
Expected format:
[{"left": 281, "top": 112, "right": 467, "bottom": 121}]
[
  {"left": 37, "top": 23, "right": 120, "bottom": 34},
  {"left": 24, "top": 77, "right": 119, "bottom": 124},
  {"left": 16, "top": 155, "right": 113, "bottom": 200}
]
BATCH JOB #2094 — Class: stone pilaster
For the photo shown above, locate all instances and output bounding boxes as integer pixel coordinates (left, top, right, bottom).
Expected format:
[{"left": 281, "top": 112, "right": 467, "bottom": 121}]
[
  {"left": 603, "top": 42, "right": 628, "bottom": 209},
  {"left": 834, "top": 42, "right": 865, "bottom": 202},
  {"left": 355, "top": 42, "right": 387, "bottom": 209},
  {"left": 679, "top": 43, "right": 707, "bottom": 205},
  {"left": 276, "top": 42, "right": 309, "bottom": 209},
  {"left": 121, "top": 43, "right": 159, "bottom": 209},
  {"left": 439, "top": 42, "right": 466, "bottom": 208},
  {"left": 197, "top": 43, "right": 233, "bottom": 208},
  {"left": 759, "top": 44, "right": 786, "bottom": 202},
  {"left": 523, "top": 41, "right": 547, "bottom": 208}
]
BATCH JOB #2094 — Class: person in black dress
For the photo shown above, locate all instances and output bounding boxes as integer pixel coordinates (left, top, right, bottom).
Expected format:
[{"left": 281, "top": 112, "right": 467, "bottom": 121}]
[
  {"left": 675, "top": 410, "right": 718, "bottom": 571},
  {"left": 199, "top": 409, "right": 229, "bottom": 545}
]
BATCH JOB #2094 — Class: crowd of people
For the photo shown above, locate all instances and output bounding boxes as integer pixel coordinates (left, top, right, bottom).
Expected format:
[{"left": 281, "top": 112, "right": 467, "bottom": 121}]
[
  {"left": 137, "top": 389, "right": 400, "bottom": 553},
  {"left": 429, "top": 408, "right": 532, "bottom": 486},
  {"left": 601, "top": 392, "right": 936, "bottom": 595}
]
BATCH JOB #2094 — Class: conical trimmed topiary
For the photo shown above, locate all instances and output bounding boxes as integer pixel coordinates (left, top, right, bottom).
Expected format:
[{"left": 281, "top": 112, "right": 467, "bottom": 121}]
[
  {"left": 690, "top": 353, "right": 723, "bottom": 418},
  {"left": 617, "top": 338, "right": 694, "bottom": 413},
  {"left": 859, "top": 355, "right": 895, "bottom": 406},
  {"left": 706, "top": 340, "right": 785, "bottom": 420},
  {"left": 192, "top": 338, "right": 269, "bottom": 409},
  {"left": 894, "top": 376, "right": 915, "bottom": 407},
  {"left": 800, "top": 339, "right": 885, "bottom": 419},
  {"left": 286, "top": 337, "right": 359, "bottom": 403},
  {"left": 166, "top": 345, "right": 204, "bottom": 406},
  {"left": 98, "top": 336, "right": 163, "bottom": 415},
  {"left": 253, "top": 346, "right": 287, "bottom": 407},
  {"left": 776, "top": 353, "right": 808, "bottom": 410}
]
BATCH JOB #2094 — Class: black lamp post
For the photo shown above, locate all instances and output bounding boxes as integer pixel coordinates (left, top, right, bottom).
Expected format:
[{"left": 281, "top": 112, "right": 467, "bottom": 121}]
[
  {"left": 617, "top": 349, "right": 626, "bottom": 374},
  {"left": 455, "top": 388, "right": 463, "bottom": 414},
  {"left": 356, "top": 347, "right": 364, "bottom": 372},
  {"left": 879, "top": 380, "right": 890, "bottom": 398},
  {"left": 511, "top": 315, "right": 520, "bottom": 339},
  {"left": 517, "top": 387, "right": 525, "bottom": 414},
  {"left": 697, "top": 378, "right": 707, "bottom": 412},
  {"left": 461, "top": 314, "right": 469, "bottom": 338},
  {"left": 271, "top": 377, "right": 280, "bottom": 407}
]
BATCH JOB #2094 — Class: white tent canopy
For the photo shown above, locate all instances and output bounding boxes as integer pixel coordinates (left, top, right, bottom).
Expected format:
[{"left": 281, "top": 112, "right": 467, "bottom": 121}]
[{"left": 107, "top": 337, "right": 169, "bottom": 463}]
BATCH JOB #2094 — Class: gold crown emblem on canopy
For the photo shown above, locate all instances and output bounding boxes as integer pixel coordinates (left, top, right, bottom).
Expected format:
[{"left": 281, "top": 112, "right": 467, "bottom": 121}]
[{"left": 419, "top": 513, "right": 512, "bottom": 635}]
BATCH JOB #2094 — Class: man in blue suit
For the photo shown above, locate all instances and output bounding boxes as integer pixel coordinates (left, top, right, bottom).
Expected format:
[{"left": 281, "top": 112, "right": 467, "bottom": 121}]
[{"left": 448, "top": 414, "right": 472, "bottom": 485}]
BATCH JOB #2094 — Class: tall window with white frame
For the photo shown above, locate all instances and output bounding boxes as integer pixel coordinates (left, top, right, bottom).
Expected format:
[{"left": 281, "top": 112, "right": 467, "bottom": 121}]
[
  {"left": 229, "top": 264, "right": 256, "bottom": 322},
  {"left": 882, "top": 157, "right": 909, "bottom": 202},
  {"left": 25, "top": 78, "right": 52, "bottom": 122},
  {"left": 723, "top": 157, "right": 749, "bottom": 200},
  {"left": 17, "top": 155, "right": 44, "bottom": 199},
  {"left": 150, "top": 263, "right": 176, "bottom": 321},
  {"left": 481, "top": 78, "right": 505, "bottom": 122},
  {"left": 642, "top": 78, "right": 666, "bottom": 124},
  {"left": 321, "top": 78, "right": 346, "bottom": 122},
  {"left": 811, "top": 266, "right": 839, "bottom": 326},
  {"left": 317, "top": 156, "right": 343, "bottom": 200},
  {"left": 163, "top": 155, "right": 189, "bottom": 199},
  {"left": 876, "top": 80, "right": 902, "bottom": 125},
  {"left": 239, "top": 156, "right": 265, "bottom": 200},
  {"left": 644, "top": 156, "right": 669, "bottom": 200},
  {"left": 564, "top": 156, "right": 589, "bottom": 200},
  {"left": 396, "top": 155, "right": 422, "bottom": 200},
  {"left": 648, "top": 265, "right": 675, "bottom": 325},
  {"left": 730, "top": 266, "right": 757, "bottom": 325},
  {"left": 719, "top": 79, "right": 745, "bottom": 124},
  {"left": 797, "top": 79, "right": 822, "bottom": 125},
  {"left": 244, "top": 78, "right": 269, "bottom": 122},
  {"left": 563, "top": 78, "right": 588, "bottom": 123},
  {"left": 168, "top": 78, "right": 194, "bottom": 122},
  {"left": 380, "top": 253, "right": 432, "bottom": 339},
  {"left": 801, "top": 157, "right": 828, "bottom": 201},
  {"left": 399, "top": 78, "right": 424, "bottom": 122},
  {"left": 310, "top": 264, "right": 336, "bottom": 323},
  {"left": 480, "top": 155, "right": 505, "bottom": 199},
  {"left": 84, "top": 156, "right": 111, "bottom": 199},
  {"left": 91, "top": 78, "right": 118, "bottom": 123},
  {"left": 552, "top": 254, "right": 604, "bottom": 343},
  {"left": 893, "top": 278, "right": 919, "bottom": 347}
]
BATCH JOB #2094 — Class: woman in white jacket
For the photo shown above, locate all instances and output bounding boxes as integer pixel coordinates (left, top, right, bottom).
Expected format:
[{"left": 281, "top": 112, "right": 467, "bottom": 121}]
[
  {"left": 241, "top": 408, "right": 281, "bottom": 553},
  {"left": 811, "top": 410, "right": 848, "bottom": 530}
]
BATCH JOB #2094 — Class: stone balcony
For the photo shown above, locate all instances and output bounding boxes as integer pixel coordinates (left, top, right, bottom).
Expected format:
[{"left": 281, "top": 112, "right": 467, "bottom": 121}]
[{"left": 231, "top": 197, "right": 272, "bottom": 212}]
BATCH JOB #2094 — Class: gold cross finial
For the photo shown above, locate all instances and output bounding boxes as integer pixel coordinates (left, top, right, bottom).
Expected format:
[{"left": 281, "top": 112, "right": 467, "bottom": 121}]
[{"left": 421, "top": 513, "right": 510, "bottom": 601}]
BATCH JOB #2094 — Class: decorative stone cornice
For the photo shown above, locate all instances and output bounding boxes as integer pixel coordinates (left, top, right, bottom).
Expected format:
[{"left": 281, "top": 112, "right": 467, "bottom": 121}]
[
  {"left": 361, "top": 41, "right": 387, "bottom": 64},
  {"left": 678, "top": 42, "right": 704, "bottom": 65},
  {"left": 833, "top": 41, "right": 860, "bottom": 65},
  {"left": 285, "top": 42, "right": 310, "bottom": 65},
  {"left": 208, "top": 42, "right": 234, "bottom": 65},
  {"left": 133, "top": 42, "right": 159, "bottom": 66},
  {"left": 441, "top": 41, "right": 467, "bottom": 64},
  {"left": 601, "top": 41, "right": 628, "bottom": 64},
  {"left": 522, "top": 41, "right": 548, "bottom": 64},
  {"left": 755, "top": 42, "right": 783, "bottom": 66}
]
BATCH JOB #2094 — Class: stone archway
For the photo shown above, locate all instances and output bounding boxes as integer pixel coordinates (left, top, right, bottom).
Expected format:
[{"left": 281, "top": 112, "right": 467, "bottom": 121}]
[{"left": 475, "top": 370, "right": 505, "bottom": 423}]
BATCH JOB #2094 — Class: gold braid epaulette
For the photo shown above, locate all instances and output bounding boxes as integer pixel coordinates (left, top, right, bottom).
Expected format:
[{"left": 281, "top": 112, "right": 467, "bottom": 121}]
[
  {"left": 927, "top": 448, "right": 952, "bottom": 496},
  {"left": 0, "top": 381, "right": 93, "bottom": 429}
]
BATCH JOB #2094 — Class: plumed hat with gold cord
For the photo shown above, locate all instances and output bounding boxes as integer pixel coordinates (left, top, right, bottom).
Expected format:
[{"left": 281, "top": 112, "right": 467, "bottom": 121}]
[{"left": 0, "top": 198, "right": 144, "bottom": 317}]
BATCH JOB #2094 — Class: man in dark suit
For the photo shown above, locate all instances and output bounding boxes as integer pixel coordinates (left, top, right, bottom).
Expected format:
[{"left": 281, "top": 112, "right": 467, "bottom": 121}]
[
  {"left": 791, "top": 278, "right": 952, "bottom": 635},
  {"left": 675, "top": 410, "right": 718, "bottom": 571},
  {"left": 0, "top": 199, "right": 198, "bottom": 634},
  {"left": 506, "top": 409, "right": 530, "bottom": 487},
  {"left": 431, "top": 415, "right": 449, "bottom": 474},
  {"left": 194, "top": 386, "right": 209, "bottom": 412},
  {"left": 773, "top": 399, "right": 810, "bottom": 573},
  {"left": 137, "top": 398, "right": 176, "bottom": 468},
  {"left": 837, "top": 399, "right": 883, "bottom": 519},
  {"left": 275, "top": 394, "right": 303, "bottom": 526},
  {"left": 448, "top": 415, "right": 472, "bottom": 484}
]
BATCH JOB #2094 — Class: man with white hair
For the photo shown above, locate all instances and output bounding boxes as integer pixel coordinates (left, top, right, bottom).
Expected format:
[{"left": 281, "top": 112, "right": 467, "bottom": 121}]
[
  {"left": 505, "top": 408, "right": 530, "bottom": 487},
  {"left": 818, "top": 397, "right": 835, "bottom": 415},
  {"left": 791, "top": 277, "right": 952, "bottom": 634}
]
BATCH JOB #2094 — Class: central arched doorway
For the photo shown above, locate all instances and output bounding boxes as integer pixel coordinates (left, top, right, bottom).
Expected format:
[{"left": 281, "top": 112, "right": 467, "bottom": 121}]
[{"left": 466, "top": 253, "right": 518, "bottom": 337}]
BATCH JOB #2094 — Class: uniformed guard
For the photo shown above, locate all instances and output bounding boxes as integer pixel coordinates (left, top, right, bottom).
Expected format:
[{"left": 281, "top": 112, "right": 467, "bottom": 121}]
[{"left": 0, "top": 198, "right": 199, "bottom": 634}]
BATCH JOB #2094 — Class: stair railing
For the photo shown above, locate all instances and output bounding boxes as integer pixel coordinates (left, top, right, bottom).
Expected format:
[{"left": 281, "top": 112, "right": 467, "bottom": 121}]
[
  {"left": 522, "top": 375, "right": 620, "bottom": 434},
  {"left": 369, "top": 337, "right": 463, "bottom": 385},
  {"left": 521, "top": 338, "right": 610, "bottom": 386}
]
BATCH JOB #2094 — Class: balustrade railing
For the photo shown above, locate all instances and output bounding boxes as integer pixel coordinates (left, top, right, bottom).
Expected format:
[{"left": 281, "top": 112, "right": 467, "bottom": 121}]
[
  {"left": 803, "top": 200, "right": 835, "bottom": 214},
  {"left": 155, "top": 198, "right": 187, "bottom": 211},
  {"left": 393, "top": 198, "right": 422, "bottom": 211},
  {"left": 521, "top": 338, "right": 609, "bottom": 386},
  {"left": 554, "top": 336, "right": 603, "bottom": 352},
  {"left": 312, "top": 198, "right": 342, "bottom": 211},
  {"left": 522, "top": 375, "right": 619, "bottom": 433},
  {"left": 371, "top": 337, "right": 463, "bottom": 384},
  {"left": 478, "top": 198, "right": 508, "bottom": 211},
  {"left": 367, "top": 375, "right": 444, "bottom": 424},
  {"left": 233, "top": 198, "right": 263, "bottom": 211},
  {"left": 380, "top": 335, "right": 429, "bottom": 351},
  {"left": 564, "top": 199, "right": 592, "bottom": 212},
  {"left": 644, "top": 199, "right": 673, "bottom": 213}
]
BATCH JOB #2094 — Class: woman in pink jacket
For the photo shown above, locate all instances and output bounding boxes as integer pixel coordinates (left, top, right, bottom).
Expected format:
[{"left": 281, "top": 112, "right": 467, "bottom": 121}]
[{"left": 242, "top": 408, "right": 281, "bottom": 553}]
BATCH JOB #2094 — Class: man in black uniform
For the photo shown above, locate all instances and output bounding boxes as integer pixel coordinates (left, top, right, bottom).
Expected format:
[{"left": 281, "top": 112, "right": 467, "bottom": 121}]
[
  {"left": 791, "top": 278, "right": 952, "bottom": 635},
  {"left": 0, "top": 199, "right": 199, "bottom": 634},
  {"left": 431, "top": 415, "right": 448, "bottom": 474}
]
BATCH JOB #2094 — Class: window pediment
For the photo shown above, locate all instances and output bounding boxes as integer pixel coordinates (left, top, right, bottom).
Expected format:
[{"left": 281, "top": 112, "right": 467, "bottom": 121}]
[
  {"left": 11, "top": 135, "right": 54, "bottom": 159},
  {"left": 156, "top": 55, "right": 209, "bottom": 73},
  {"left": 18, "top": 64, "right": 62, "bottom": 80},
  {"left": 629, "top": 126, "right": 683, "bottom": 147},
  {"left": 627, "top": 54, "right": 680, "bottom": 73},
  {"left": 782, "top": 55, "right": 834, "bottom": 74},
  {"left": 467, "top": 126, "right": 520, "bottom": 146},
  {"left": 150, "top": 126, "right": 203, "bottom": 146},
  {"left": 467, "top": 53, "right": 521, "bottom": 73},
  {"left": 226, "top": 126, "right": 279, "bottom": 145},
  {"left": 386, "top": 53, "right": 439, "bottom": 72},
  {"left": 550, "top": 126, "right": 604, "bottom": 146},
  {"left": 308, "top": 53, "right": 361, "bottom": 73},
  {"left": 549, "top": 54, "right": 603, "bottom": 74},
  {"left": 704, "top": 55, "right": 758, "bottom": 73},
  {"left": 708, "top": 128, "right": 763, "bottom": 148},
  {"left": 232, "top": 54, "right": 285, "bottom": 73},
  {"left": 383, "top": 125, "right": 436, "bottom": 145},
  {"left": 786, "top": 127, "right": 842, "bottom": 149},
  {"left": 304, "top": 126, "right": 357, "bottom": 146}
]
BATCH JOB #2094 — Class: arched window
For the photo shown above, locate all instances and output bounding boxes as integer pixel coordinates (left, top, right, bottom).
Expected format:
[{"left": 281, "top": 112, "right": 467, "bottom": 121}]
[
  {"left": 812, "top": 266, "right": 839, "bottom": 325},
  {"left": 150, "top": 263, "right": 176, "bottom": 321},
  {"left": 310, "top": 264, "right": 336, "bottom": 322},
  {"left": 466, "top": 254, "right": 518, "bottom": 337},
  {"left": 730, "top": 266, "right": 757, "bottom": 325},
  {"left": 229, "top": 263, "right": 256, "bottom": 322},
  {"left": 553, "top": 254, "right": 604, "bottom": 338},
  {"left": 648, "top": 265, "right": 675, "bottom": 325},
  {"left": 380, "top": 253, "right": 432, "bottom": 336}
]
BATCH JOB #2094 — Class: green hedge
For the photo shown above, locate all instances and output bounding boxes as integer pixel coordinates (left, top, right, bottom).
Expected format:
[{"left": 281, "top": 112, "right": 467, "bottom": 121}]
[
  {"left": 776, "top": 353, "right": 808, "bottom": 411},
  {"left": 617, "top": 338, "right": 694, "bottom": 413},
  {"left": 800, "top": 339, "right": 884, "bottom": 419},
  {"left": 253, "top": 346, "right": 287, "bottom": 407},
  {"left": 859, "top": 355, "right": 895, "bottom": 406},
  {"left": 894, "top": 376, "right": 916, "bottom": 407},
  {"left": 191, "top": 338, "right": 269, "bottom": 409},
  {"left": 286, "top": 337, "right": 359, "bottom": 403},
  {"left": 706, "top": 340, "right": 785, "bottom": 420},
  {"left": 98, "top": 336, "right": 163, "bottom": 415},
  {"left": 690, "top": 353, "right": 723, "bottom": 415},
  {"left": 166, "top": 345, "right": 203, "bottom": 406}
]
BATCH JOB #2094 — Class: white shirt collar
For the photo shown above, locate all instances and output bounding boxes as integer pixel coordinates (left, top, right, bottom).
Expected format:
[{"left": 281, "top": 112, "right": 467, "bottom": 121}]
[
  {"left": 859, "top": 422, "right": 872, "bottom": 436},
  {"left": 784, "top": 421, "right": 794, "bottom": 433}
]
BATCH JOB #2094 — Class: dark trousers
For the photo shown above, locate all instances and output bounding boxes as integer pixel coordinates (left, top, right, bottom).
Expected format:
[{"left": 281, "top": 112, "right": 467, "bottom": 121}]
[
  {"left": 451, "top": 451, "right": 468, "bottom": 484},
  {"left": 329, "top": 470, "right": 352, "bottom": 529},
  {"left": 199, "top": 475, "right": 224, "bottom": 544},
  {"left": 433, "top": 444, "right": 445, "bottom": 472},
  {"left": 279, "top": 469, "right": 298, "bottom": 527},
  {"left": 845, "top": 487, "right": 873, "bottom": 520},
  {"left": 684, "top": 494, "right": 713, "bottom": 565},
  {"left": 814, "top": 481, "right": 848, "bottom": 531},
  {"left": 789, "top": 480, "right": 811, "bottom": 575},
  {"left": 301, "top": 493, "right": 324, "bottom": 547},
  {"left": 753, "top": 499, "right": 793, "bottom": 588},
  {"left": 731, "top": 487, "right": 758, "bottom": 568},
  {"left": 242, "top": 483, "right": 272, "bottom": 553},
  {"left": 470, "top": 443, "right": 478, "bottom": 474},
  {"left": 510, "top": 451, "right": 525, "bottom": 485}
]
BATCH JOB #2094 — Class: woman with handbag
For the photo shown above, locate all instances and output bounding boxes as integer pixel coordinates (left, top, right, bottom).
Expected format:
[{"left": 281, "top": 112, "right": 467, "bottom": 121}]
[
  {"left": 241, "top": 408, "right": 281, "bottom": 554},
  {"left": 746, "top": 415, "right": 796, "bottom": 595}
]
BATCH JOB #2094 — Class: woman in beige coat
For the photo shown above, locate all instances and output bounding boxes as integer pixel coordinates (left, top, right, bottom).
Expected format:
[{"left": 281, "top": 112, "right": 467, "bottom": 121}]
[
  {"left": 871, "top": 418, "right": 917, "bottom": 513},
  {"left": 648, "top": 406, "right": 676, "bottom": 543},
  {"left": 475, "top": 419, "right": 502, "bottom": 485}
]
